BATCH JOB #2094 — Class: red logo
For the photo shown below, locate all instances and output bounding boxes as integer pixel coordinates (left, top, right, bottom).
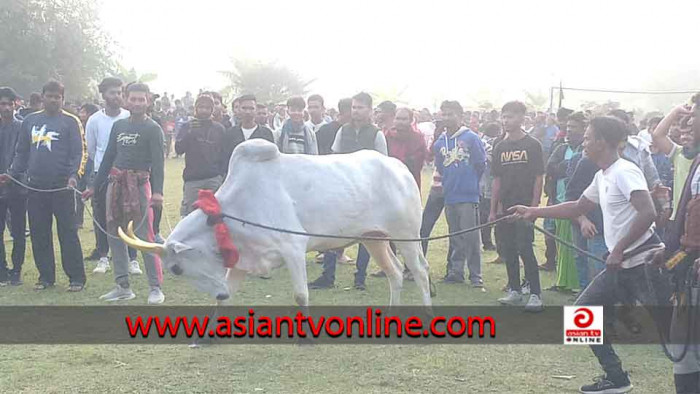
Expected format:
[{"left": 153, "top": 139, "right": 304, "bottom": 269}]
[{"left": 574, "top": 308, "right": 594, "bottom": 328}]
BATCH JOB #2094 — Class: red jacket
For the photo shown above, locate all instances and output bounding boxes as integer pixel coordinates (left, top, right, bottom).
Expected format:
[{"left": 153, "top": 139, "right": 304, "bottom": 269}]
[{"left": 386, "top": 127, "right": 428, "bottom": 190}]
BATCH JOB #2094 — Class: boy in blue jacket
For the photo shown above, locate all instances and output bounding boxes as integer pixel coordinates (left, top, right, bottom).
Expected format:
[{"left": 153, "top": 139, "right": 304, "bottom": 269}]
[{"left": 433, "top": 100, "right": 486, "bottom": 286}]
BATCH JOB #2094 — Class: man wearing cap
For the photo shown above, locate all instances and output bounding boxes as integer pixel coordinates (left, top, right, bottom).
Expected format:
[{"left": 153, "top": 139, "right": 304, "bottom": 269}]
[{"left": 175, "top": 94, "right": 229, "bottom": 217}]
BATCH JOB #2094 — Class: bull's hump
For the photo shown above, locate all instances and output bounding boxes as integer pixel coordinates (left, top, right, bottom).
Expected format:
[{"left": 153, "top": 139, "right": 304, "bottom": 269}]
[{"left": 233, "top": 140, "right": 280, "bottom": 162}]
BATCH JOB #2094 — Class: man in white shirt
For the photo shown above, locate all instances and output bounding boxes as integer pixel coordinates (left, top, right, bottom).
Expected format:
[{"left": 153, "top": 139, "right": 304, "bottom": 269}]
[
  {"left": 510, "top": 116, "right": 668, "bottom": 394},
  {"left": 305, "top": 94, "right": 329, "bottom": 134},
  {"left": 85, "top": 78, "right": 131, "bottom": 274}
]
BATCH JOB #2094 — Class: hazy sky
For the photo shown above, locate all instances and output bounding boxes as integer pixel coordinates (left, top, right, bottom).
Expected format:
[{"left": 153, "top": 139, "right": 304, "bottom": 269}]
[{"left": 101, "top": 0, "right": 700, "bottom": 110}]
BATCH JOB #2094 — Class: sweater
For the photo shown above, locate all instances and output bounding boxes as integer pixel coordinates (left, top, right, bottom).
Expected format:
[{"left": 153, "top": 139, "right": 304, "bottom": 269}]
[
  {"left": 385, "top": 127, "right": 428, "bottom": 188},
  {"left": 94, "top": 117, "right": 165, "bottom": 194},
  {"left": 174, "top": 118, "right": 228, "bottom": 181},
  {"left": 433, "top": 127, "right": 486, "bottom": 204},
  {"left": 10, "top": 110, "right": 86, "bottom": 189}
]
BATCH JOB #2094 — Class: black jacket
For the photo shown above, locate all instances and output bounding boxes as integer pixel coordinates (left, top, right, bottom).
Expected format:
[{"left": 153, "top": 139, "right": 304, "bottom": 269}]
[{"left": 224, "top": 125, "right": 275, "bottom": 173}]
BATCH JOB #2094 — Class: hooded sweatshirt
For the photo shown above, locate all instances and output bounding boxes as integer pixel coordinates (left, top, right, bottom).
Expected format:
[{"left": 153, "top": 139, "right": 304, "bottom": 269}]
[{"left": 433, "top": 126, "right": 486, "bottom": 205}]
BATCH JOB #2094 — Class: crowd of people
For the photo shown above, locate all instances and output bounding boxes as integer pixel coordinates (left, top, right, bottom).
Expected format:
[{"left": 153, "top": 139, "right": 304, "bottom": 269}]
[{"left": 1, "top": 76, "right": 700, "bottom": 393}]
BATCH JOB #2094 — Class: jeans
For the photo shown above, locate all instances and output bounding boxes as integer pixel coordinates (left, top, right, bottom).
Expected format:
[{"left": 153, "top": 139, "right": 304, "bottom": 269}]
[
  {"left": 92, "top": 180, "right": 109, "bottom": 258},
  {"left": 445, "top": 203, "right": 481, "bottom": 282},
  {"left": 499, "top": 220, "right": 540, "bottom": 295},
  {"left": 106, "top": 180, "right": 162, "bottom": 288},
  {"left": 479, "top": 197, "right": 494, "bottom": 248},
  {"left": 571, "top": 224, "right": 607, "bottom": 289},
  {"left": 354, "top": 244, "right": 370, "bottom": 285},
  {"left": 319, "top": 244, "right": 370, "bottom": 285},
  {"left": 575, "top": 257, "right": 672, "bottom": 379},
  {"left": 27, "top": 189, "right": 85, "bottom": 285},
  {"left": 0, "top": 195, "right": 26, "bottom": 281},
  {"left": 420, "top": 188, "right": 454, "bottom": 275}
]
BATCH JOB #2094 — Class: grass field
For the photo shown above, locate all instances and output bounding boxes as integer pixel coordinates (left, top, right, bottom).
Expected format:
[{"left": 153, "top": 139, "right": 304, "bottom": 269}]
[{"left": 0, "top": 159, "right": 674, "bottom": 393}]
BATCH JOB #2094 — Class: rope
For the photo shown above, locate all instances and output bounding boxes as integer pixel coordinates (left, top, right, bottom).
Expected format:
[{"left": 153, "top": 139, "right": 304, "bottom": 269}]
[
  {"left": 3, "top": 170, "right": 607, "bottom": 264},
  {"left": 5, "top": 174, "right": 151, "bottom": 240},
  {"left": 218, "top": 210, "right": 609, "bottom": 263},
  {"left": 218, "top": 212, "right": 512, "bottom": 243},
  {"left": 553, "top": 86, "right": 700, "bottom": 95}
]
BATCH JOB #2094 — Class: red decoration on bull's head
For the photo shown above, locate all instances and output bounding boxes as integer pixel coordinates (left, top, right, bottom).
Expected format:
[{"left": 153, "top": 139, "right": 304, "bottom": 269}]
[{"left": 193, "top": 189, "right": 239, "bottom": 268}]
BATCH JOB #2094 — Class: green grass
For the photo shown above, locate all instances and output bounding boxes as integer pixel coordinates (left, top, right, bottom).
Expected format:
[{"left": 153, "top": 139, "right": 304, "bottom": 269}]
[{"left": 0, "top": 160, "right": 675, "bottom": 393}]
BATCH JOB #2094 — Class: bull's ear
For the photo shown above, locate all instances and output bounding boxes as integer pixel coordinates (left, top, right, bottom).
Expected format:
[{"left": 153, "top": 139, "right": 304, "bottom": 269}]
[{"left": 171, "top": 241, "right": 193, "bottom": 254}]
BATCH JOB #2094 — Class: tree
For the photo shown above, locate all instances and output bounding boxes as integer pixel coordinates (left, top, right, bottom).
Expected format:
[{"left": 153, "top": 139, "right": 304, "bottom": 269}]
[
  {"left": 220, "top": 60, "right": 313, "bottom": 104},
  {"left": 0, "top": 0, "right": 114, "bottom": 100},
  {"left": 523, "top": 90, "right": 548, "bottom": 111},
  {"left": 113, "top": 66, "right": 158, "bottom": 85}
]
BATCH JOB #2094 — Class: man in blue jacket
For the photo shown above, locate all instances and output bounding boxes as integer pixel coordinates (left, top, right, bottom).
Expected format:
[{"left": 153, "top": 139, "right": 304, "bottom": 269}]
[{"left": 433, "top": 100, "right": 486, "bottom": 286}]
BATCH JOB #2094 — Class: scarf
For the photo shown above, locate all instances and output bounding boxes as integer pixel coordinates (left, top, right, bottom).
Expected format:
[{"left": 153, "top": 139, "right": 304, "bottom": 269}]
[
  {"left": 278, "top": 120, "right": 314, "bottom": 154},
  {"left": 107, "top": 168, "right": 150, "bottom": 231}
]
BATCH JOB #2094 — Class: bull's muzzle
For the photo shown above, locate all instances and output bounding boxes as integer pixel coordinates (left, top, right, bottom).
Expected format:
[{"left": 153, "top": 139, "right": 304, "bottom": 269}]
[{"left": 117, "top": 221, "right": 166, "bottom": 256}]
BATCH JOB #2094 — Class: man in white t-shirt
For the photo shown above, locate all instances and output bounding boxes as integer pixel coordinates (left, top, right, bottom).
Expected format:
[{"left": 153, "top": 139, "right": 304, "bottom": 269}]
[
  {"left": 510, "top": 116, "right": 669, "bottom": 394},
  {"left": 85, "top": 78, "right": 130, "bottom": 274}
]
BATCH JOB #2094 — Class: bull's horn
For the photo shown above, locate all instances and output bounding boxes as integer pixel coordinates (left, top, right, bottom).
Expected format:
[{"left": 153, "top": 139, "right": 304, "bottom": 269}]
[{"left": 118, "top": 221, "right": 165, "bottom": 256}]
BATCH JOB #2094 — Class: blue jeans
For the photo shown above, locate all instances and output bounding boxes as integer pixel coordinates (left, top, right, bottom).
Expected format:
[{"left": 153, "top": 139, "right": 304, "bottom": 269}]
[
  {"left": 571, "top": 224, "right": 607, "bottom": 289},
  {"left": 320, "top": 244, "right": 370, "bottom": 285}
]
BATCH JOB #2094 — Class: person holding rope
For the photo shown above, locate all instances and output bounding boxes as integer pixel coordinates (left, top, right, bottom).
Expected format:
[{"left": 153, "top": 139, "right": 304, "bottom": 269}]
[
  {"left": 2, "top": 80, "right": 87, "bottom": 292},
  {"left": 84, "top": 83, "right": 165, "bottom": 304},
  {"left": 649, "top": 95, "right": 700, "bottom": 394},
  {"left": 510, "top": 116, "right": 671, "bottom": 394},
  {"left": 0, "top": 87, "right": 27, "bottom": 287},
  {"left": 490, "top": 101, "right": 545, "bottom": 312}
]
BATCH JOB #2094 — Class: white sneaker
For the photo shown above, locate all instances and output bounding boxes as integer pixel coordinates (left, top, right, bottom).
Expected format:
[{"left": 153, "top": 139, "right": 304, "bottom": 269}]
[
  {"left": 99, "top": 285, "right": 135, "bottom": 301},
  {"left": 129, "top": 260, "right": 143, "bottom": 275},
  {"left": 93, "top": 257, "right": 110, "bottom": 274},
  {"left": 498, "top": 290, "right": 523, "bottom": 305},
  {"left": 148, "top": 287, "right": 165, "bottom": 304},
  {"left": 524, "top": 294, "right": 544, "bottom": 312}
]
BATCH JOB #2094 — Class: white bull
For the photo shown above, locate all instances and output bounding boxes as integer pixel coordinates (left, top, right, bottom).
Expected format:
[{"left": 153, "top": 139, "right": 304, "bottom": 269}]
[{"left": 122, "top": 139, "right": 432, "bottom": 307}]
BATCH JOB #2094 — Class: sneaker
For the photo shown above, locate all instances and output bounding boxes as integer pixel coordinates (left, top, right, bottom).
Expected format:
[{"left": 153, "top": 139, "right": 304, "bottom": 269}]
[
  {"left": 487, "top": 256, "right": 503, "bottom": 264},
  {"left": 471, "top": 279, "right": 484, "bottom": 288},
  {"left": 521, "top": 279, "right": 531, "bottom": 295},
  {"left": 128, "top": 260, "right": 143, "bottom": 275},
  {"left": 100, "top": 285, "right": 135, "bottom": 301},
  {"left": 442, "top": 274, "right": 465, "bottom": 284},
  {"left": 315, "top": 253, "right": 325, "bottom": 264},
  {"left": 33, "top": 282, "right": 54, "bottom": 290},
  {"left": 498, "top": 290, "right": 523, "bottom": 305},
  {"left": 524, "top": 294, "right": 544, "bottom": 312},
  {"left": 93, "top": 257, "right": 110, "bottom": 274},
  {"left": 579, "top": 373, "right": 632, "bottom": 394},
  {"left": 370, "top": 270, "right": 387, "bottom": 278},
  {"left": 354, "top": 282, "right": 366, "bottom": 291},
  {"left": 0, "top": 280, "right": 8, "bottom": 287},
  {"left": 148, "top": 287, "right": 165, "bottom": 304},
  {"left": 308, "top": 276, "right": 334, "bottom": 289},
  {"left": 338, "top": 254, "right": 354, "bottom": 264},
  {"left": 86, "top": 249, "right": 101, "bottom": 261}
]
